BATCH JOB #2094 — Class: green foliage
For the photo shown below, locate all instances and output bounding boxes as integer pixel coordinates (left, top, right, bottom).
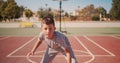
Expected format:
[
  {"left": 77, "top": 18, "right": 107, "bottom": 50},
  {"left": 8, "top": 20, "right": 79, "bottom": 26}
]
[
  {"left": 110, "top": 0, "right": 120, "bottom": 20},
  {"left": 79, "top": 4, "right": 107, "bottom": 21},
  {"left": 24, "top": 9, "right": 33, "bottom": 19},
  {"left": 0, "top": 0, "right": 24, "bottom": 21},
  {"left": 37, "top": 7, "right": 54, "bottom": 18},
  {"left": 64, "top": 12, "right": 69, "bottom": 17},
  {"left": 92, "top": 16, "right": 100, "bottom": 21},
  {"left": 70, "top": 16, "right": 77, "bottom": 21},
  {"left": 99, "top": 7, "right": 107, "bottom": 18}
]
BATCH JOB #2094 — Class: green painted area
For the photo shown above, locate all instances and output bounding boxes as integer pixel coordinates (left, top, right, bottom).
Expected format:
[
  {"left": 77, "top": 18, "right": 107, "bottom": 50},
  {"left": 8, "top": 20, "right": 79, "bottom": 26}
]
[
  {"left": 0, "top": 27, "right": 120, "bottom": 36},
  {"left": 62, "top": 27, "right": 120, "bottom": 36},
  {"left": 0, "top": 28, "right": 40, "bottom": 36}
]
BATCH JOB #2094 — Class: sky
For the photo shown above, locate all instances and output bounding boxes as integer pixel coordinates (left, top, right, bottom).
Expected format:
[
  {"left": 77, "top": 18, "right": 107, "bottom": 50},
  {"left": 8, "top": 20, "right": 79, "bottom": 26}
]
[{"left": 15, "top": 0, "right": 112, "bottom": 13}]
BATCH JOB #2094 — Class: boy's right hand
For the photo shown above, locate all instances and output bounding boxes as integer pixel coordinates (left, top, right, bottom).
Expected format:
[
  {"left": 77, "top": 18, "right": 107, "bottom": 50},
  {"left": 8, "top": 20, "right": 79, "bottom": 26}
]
[
  {"left": 27, "top": 51, "right": 36, "bottom": 63},
  {"left": 27, "top": 51, "right": 34, "bottom": 57}
]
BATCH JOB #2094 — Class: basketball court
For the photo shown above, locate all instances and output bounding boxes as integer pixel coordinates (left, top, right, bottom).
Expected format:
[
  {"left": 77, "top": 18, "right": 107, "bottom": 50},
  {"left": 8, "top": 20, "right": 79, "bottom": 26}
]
[
  {"left": 0, "top": 35, "right": 120, "bottom": 63},
  {"left": 0, "top": 22, "right": 120, "bottom": 63}
]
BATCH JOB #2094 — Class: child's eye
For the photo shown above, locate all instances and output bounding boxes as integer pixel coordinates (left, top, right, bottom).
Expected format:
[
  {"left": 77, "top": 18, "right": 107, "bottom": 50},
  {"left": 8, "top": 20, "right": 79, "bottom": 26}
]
[{"left": 44, "top": 28, "right": 47, "bottom": 30}]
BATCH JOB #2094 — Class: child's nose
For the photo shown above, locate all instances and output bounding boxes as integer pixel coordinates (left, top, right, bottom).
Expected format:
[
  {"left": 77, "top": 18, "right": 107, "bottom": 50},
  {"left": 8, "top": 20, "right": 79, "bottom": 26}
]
[{"left": 46, "top": 29, "right": 50, "bottom": 33}]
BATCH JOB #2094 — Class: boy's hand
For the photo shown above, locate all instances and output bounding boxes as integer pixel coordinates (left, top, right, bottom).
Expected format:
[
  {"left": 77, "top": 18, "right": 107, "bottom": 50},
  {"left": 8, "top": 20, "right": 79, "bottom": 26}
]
[
  {"left": 27, "top": 51, "right": 34, "bottom": 57},
  {"left": 27, "top": 51, "right": 36, "bottom": 63}
]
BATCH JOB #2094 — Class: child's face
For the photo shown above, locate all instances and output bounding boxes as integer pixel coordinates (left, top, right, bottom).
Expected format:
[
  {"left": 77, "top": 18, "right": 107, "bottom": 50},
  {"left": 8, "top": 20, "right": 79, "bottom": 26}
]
[{"left": 42, "top": 24, "right": 56, "bottom": 39}]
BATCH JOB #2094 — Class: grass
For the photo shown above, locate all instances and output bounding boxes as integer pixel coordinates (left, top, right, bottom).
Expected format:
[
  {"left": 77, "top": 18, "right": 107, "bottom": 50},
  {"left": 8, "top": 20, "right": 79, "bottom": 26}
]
[{"left": 0, "top": 27, "right": 120, "bottom": 36}]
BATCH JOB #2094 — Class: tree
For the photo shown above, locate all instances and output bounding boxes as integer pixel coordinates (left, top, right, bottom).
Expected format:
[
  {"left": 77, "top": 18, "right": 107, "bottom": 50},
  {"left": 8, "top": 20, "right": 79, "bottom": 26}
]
[
  {"left": 78, "top": 4, "right": 96, "bottom": 19},
  {"left": 37, "top": 7, "right": 54, "bottom": 19},
  {"left": 24, "top": 9, "right": 33, "bottom": 20},
  {"left": 0, "top": 0, "right": 24, "bottom": 21},
  {"left": 0, "top": 0, "right": 7, "bottom": 21},
  {"left": 110, "top": 0, "right": 120, "bottom": 20},
  {"left": 19, "top": 6, "right": 25, "bottom": 16},
  {"left": 64, "top": 12, "right": 69, "bottom": 17},
  {"left": 96, "top": 7, "right": 107, "bottom": 18},
  {"left": 5, "top": 0, "right": 17, "bottom": 20},
  {"left": 0, "top": 1, "right": 3, "bottom": 20},
  {"left": 37, "top": 8, "right": 45, "bottom": 18}
]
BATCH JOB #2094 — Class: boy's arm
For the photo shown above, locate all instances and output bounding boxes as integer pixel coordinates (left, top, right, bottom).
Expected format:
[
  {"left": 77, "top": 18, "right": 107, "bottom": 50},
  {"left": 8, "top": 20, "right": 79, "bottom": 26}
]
[
  {"left": 65, "top": 48, "right": 72, "bottom": 63},
  {"left": 30, "top": 40, "right": 42, "bottom": 54}
]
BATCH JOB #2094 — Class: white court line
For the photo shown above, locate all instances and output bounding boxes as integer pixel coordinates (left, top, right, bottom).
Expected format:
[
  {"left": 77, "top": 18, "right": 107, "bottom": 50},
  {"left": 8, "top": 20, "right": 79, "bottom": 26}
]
[
  {"left": 7, "top": 50, "right": 90, "bottom": 57},
  {"left": 111, "top": 35, "right": 120, "bottom": 40},
  {"left": 84, "top": 36, "right": 115, "bottom": 56},
  {"left": 74, "top": 36, "right": 95, "bottom": 63},
  {"left": 6, "top": 36, "right": 37, "bottom": 57},
  {"left": 7, "top": 54, "right": 113, "bottom": 58},
  {"left": 6, "top": 36, "right": 115, "bottom": 63},
  {"left": 0, "top": 36, "right": 10, "bottom": 41},
  {"left": 7, "top": 50, "right": 113, "bottom": 58}
]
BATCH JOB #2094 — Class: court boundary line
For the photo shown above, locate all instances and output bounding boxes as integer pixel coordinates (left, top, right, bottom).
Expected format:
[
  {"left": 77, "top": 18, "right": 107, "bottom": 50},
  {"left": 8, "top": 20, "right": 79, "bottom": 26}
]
[
  {"left": 7, "top": 49, "right": 113, "bottom": 58},
  {"left": 84, "top": 36, "right": 115, "bottom": 56},
  {"left": 0, "top": 36, "right": 10, "bottom": 40},
  {"left": 7, "top": 50, "right": 90, "bottom": 57},
  {"left": 110, "top": 35, "right": 120, "bottom": 39},
  {"left": 7, "top": 55, "right": 114, "bottom": 58},
  {"left": 6, "top": 36, "right": 37, "bottom": 57},
  {"left": 74, "top": 36, "right": 95, "bottom": 63},
  {"left": 5, "top": 36, "right": 117, "bottom": 63}
]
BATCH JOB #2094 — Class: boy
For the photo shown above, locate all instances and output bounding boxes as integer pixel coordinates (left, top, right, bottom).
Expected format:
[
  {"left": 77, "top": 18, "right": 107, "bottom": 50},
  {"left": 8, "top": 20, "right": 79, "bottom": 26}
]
[{"left": 28, "top": 15, "right": 77, "bottom": 63}]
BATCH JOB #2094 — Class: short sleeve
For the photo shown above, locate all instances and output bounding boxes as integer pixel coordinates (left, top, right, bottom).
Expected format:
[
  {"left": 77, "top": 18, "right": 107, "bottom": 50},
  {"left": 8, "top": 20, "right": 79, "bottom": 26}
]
[
  {"left": 61, "top": 35, "right": 71, "bottom": 50},
  {"left": 64, "top": 36, "right": 71, "bottom": 47},
  {"left": 38, "top": 32, "right": 44, "bottom": 41}
]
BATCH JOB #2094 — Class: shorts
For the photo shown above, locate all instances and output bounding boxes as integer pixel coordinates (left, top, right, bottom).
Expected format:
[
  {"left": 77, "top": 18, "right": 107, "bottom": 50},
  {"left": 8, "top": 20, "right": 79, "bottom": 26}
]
[{"left": 40, "top": 47, "right": 78, "bottom": 63}]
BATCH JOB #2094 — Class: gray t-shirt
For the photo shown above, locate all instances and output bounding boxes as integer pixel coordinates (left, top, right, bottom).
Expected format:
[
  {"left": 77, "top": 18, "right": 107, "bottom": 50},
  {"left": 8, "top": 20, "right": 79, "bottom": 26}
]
[
  {"left": 38, "top": 31, "right": 71, "bottom": 52},
  {"left": 38, "top": 31, "right": 78, "bottom": 63}
]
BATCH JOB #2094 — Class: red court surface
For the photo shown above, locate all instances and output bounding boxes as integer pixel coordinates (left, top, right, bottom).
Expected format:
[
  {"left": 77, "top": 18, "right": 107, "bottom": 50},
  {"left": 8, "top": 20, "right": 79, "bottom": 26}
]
[{"left": 0, "top": 36, "right": 120, "bottom": 63}]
